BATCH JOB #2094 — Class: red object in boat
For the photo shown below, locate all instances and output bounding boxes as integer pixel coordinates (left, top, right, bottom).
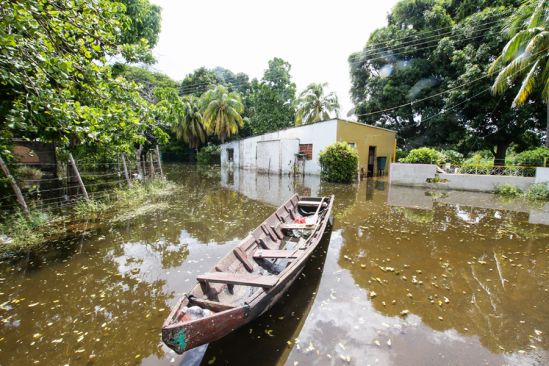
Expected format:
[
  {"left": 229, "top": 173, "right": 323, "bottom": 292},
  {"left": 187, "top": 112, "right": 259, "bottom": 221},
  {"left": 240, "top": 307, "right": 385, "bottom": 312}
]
[{"left": 294, "top": 217, "right": 306, "bottom": 224}]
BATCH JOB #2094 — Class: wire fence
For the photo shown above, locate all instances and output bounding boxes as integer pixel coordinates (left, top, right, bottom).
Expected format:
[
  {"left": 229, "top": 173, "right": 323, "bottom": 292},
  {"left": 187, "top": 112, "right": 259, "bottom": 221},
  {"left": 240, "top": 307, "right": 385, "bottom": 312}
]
[
  {"left": 442, "top": 164, "right": 539, "bottom": 177},
  {"left": 0, "top": 153, "right": 164, "bottom": 214}
]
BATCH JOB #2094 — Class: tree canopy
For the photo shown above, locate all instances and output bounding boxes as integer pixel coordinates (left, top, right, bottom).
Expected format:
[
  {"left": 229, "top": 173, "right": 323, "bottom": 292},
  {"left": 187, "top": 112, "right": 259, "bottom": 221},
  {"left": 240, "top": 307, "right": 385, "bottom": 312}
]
[
  {"left": 348, "top": 0, "right": 545, "bottom": 163},
  {"left": 0, "top": 0, "right": 163, "bottom": 157},
  {"left": 295, "top": 83, "right": 339, "bottom": 126}
]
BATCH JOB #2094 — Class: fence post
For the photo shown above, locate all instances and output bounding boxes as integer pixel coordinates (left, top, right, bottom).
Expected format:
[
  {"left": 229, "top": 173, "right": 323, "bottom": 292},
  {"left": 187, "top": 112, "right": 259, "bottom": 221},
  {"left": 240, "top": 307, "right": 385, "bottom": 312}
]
[
  {"left": 121, "top": 153, "right": 132, "bottom": 188},
  {"left": 136, "top": 145, "right": 144, "bottom": 180},
  {"left": 68, "top": 153, "right": 89, "bottom": 201},
  {"left": 149, "top": 152, "right": 156, "bottom": 178},
  {"left": 0, "top": 156, "right": 29, "bottom": 216},
  {"left": 155, "top": 145, "right": 164, "bottom": 179}
]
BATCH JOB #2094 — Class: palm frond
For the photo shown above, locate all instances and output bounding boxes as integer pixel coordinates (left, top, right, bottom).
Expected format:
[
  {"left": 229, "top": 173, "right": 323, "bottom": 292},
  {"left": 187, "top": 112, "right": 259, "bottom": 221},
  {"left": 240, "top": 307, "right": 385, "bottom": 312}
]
[
  {"left": 513, "top": 59, "right": 542, "bottom": 106},
  {"left": 491, "top": 53, "right": 535, "bottom": 95}
]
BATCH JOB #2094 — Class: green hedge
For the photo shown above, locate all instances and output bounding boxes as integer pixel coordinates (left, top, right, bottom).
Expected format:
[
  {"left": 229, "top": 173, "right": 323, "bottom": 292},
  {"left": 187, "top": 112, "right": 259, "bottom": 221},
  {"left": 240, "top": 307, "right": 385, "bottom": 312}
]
[
  {"left": 319, "top": 142, "right": 358, "bottom": 183},
  {"left": 400, "top": 147, "right": 445, "bottom": 165},
  {"left": 512, "top": 147, "right": 549, "bottom": 167}
]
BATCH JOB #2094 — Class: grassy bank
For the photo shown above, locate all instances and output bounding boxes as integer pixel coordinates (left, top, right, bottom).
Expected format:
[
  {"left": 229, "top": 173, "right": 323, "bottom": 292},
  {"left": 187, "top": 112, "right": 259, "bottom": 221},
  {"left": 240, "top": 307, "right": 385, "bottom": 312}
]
[{"left": 0, "top": 179, "right": 176, "bottom": 256}]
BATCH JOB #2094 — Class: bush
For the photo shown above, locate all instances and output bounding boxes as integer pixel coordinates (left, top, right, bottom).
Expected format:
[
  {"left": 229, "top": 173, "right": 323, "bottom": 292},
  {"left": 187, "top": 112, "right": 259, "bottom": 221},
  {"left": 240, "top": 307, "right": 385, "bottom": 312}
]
[
  {"left": 400, "top": 147, "right": 445, "bottom": 165},
  {"left": 196, "top": 145, "right": 221, "bottom": 165},
  {"left": 459, "top": 153, "right": 493, "bottom": 175},
  {"left": 319, "top": 142, "right": 358, "bottom": 183},
  {"left": 524, "top": 183, "right": 549, "bottom": 201},
  {"left": 440, "top": 149, "right": 464, "bottom": 165},
  {"left": 494, "top": 183, "right": 521, "bottom": 197},
  {"left": 512, "top": 147, "right": 549, "bottom": 167}
]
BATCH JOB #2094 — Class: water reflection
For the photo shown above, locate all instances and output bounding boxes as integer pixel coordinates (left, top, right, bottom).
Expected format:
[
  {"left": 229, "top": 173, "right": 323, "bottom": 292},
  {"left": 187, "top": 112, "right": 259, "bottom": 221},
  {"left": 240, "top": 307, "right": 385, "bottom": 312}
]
[{"left": 0, "top": 166, "right": 547, "bottom": 366}]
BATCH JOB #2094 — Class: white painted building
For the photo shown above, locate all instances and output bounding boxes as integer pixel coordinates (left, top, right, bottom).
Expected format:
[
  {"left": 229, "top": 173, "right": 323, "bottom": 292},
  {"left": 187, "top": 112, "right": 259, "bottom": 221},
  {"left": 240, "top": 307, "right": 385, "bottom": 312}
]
[{"left": 220, "top": 119, "right": 397, "bottom": 175}]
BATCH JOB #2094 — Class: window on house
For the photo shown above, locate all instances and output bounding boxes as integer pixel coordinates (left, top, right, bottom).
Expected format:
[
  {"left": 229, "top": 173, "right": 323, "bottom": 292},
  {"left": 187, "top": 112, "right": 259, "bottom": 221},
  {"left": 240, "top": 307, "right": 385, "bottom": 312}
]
[
  {"left": 299, "top": 144, "right": 313, "bottom": 160},
  {"left": 227, "top": 148, "right": 234, "bottom": 162},
  {"left": 347, "top": 142, "right": 356, "bottom": 149}
]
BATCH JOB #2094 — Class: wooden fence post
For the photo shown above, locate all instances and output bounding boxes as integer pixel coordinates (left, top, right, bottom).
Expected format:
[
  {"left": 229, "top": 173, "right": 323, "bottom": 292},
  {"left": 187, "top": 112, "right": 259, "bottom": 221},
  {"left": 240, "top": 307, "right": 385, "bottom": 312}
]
[
  {"left": 136, "top": 145, "right": 144, "bottom": 180},
  {"left": 68, "top": 153, "right": 89, "bottom": 200},
  {"left": 155, "top": 145, "right": 164, "bottom": 179},
  {"left": 149, "top": 152, "right": 156, "bottom": 178},
  {"left": 0, "top": 156, "right": 29, "bottom": 216},
  {"left": 121, "top": 153, "right": 132, "bottom": 188}
]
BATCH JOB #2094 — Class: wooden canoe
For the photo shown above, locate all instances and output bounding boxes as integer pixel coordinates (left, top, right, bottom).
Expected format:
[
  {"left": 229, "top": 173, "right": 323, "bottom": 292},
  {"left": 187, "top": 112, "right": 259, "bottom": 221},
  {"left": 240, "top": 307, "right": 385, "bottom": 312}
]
[{"left": 162, "top": 194, "right": 334, "bottom": 354}]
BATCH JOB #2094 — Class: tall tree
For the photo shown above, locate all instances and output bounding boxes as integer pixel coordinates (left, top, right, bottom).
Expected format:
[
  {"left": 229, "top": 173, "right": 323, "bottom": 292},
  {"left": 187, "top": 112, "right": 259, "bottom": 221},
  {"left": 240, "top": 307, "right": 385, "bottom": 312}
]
[
  {"left": 200, "top": 85, "right": 244, "bottom": 143},
  {"left": 489, "top": 0, "right": 549, "bottom": 147},
  {"left": 176, "top": 96, "right": 207, "bottom": 149},
  {"left": 180, "top": 67, "right": 221, "bottom": 97},
  {"left": 248, "top": 58, "right": 296, "bottom": 135},
  {"left": 295, "top": 83, "right": 340, "bottom": 125},
  {"left": 0, "top": 0, "right": 163, "bottom": 159},
  {"left": 348, "top": 0, "right": 544, "bottom": 164}
]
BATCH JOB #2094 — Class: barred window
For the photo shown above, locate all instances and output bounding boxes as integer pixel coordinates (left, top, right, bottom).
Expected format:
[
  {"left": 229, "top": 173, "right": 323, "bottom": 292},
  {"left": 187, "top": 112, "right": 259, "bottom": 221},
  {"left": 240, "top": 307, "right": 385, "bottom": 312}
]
[{"left": 299, "top": 144, "right": 313, "bottom": 160}]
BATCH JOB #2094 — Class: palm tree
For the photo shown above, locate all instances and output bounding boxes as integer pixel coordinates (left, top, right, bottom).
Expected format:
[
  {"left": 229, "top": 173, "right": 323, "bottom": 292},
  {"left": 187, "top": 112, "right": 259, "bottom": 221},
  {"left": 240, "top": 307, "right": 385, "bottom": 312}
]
[
  {"left": 200, "top": 85, "right": 244, "bottom": 143},
  {"left": 489, "top": 0, "right": 548, "bottom": 146},
  {"left": 295, "top": 83, "right": 340, "bottom": 126},
  {"left": 172, "top": 96, "right": 207, "bottom": 149}
]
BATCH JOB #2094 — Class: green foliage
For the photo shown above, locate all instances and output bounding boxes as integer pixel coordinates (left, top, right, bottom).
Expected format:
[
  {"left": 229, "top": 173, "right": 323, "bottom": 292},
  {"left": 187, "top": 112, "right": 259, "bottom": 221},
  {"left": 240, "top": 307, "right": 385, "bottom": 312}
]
[
  {"left": 196, "top": 145, "right": 221, "bottom": 165},
  {"left": 348, "top": 0, "right": 545, "bottom": 160},
  {"left": 494, "top": 183, "right": 522, "bottom": 197},
  {"left": 201, "top": 86, "right": 244, "bottom": 143},
  {"left": 248, "top": 58, "right": 296, "bottom": 135},
  {"left": 524, "top": 183, "right": 549, "bottom": 201},
  {"left": 319, "top": 142, "right": 359, "bottom": 183},
  {"left": 180, "top": 67, "right": 221, "bottom": 97},
  {"left": 75, "top": 199, "right": 110, "bottom": 218},
  {"left": 0, "top": 0, "right": 162, "bottom": 159},
  {"left": 512, "top": 147, "right": 549, "bottom": 166},
  {"left": 295, "top": 83, "right": 340, "bottom": 125},
  {"left": 440, "top": 149, "right": 464, "bottom": 165},
  {"left": 400, "top": 147, "right": 446, "bottom": 165},
  {"left": 0, "top": 209, "right": 51, "bottom": 252},
  {"left": 489, "top": 0, "right": 548, "bottom": 107}
]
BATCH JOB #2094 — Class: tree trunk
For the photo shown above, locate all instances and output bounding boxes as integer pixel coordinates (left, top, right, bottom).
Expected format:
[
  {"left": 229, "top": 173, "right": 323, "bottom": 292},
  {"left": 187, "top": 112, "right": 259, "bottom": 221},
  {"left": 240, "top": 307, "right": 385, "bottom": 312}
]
[
  {"left": 0, "top": 156, "right": 29, "bottom": 216},
  {"left": 545, "top": 103, "right": 548, "bottom": 148},
  {"left": 493, "top": 143, "right": 509, "bottom": 167},
  {"left": 155, "top": 145, "right": 164, "bottom": 179},
  {"left": 149, "top": 153, "right": 155, "bottom": 178}
]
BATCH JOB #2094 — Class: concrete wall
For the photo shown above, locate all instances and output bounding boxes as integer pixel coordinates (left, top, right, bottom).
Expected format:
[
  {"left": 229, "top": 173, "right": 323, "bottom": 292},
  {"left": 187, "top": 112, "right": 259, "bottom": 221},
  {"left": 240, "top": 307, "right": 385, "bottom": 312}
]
[
  {"left": 535, "top": 167, "right": 549, "bottom": 187},
  {"left": 389, "top": 163, "right": 437, "bottom": 186},
  {"left": 220, "top": 120, "right": 338, "bottom": 174},
  {"left": 220, "top": 141, "right": 239, "bottom": 168},
  {"left": 336, "top": 120, "right": 396, "bottom": 175},
  {"left": 389, "top": 163, "right": 538, "bottom": 192}
]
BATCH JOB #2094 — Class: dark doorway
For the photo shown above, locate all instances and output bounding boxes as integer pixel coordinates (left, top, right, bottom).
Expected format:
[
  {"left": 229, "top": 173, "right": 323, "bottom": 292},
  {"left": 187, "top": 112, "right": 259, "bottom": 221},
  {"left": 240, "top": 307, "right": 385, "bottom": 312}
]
[
  {"left": 227, "top": 148, "right": 234, "bottom": 162},
  {"left": 367, "top": 146, "right": 376, "bottom": 177}
]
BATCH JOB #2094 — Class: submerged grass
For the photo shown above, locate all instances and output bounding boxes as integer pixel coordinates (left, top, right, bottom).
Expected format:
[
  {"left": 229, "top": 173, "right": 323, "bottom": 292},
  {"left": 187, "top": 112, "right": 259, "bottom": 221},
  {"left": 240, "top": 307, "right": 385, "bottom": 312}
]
[{"left": 0, "top": 179, "right": 176, "bottom": 256}]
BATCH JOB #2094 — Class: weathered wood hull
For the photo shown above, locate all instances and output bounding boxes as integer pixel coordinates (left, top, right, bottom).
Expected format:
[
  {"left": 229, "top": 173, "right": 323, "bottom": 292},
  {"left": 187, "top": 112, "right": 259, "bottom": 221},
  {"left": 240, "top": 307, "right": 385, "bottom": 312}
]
[{"left": 162, "top": 194, "right": 334, "bottom": 354}]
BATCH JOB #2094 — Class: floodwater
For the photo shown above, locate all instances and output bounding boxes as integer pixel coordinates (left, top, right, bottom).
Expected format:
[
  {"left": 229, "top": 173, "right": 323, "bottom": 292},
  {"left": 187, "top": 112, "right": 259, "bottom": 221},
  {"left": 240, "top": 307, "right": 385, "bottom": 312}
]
[{"left": 0, "top": 165, "right": 548, "bottom": 366}]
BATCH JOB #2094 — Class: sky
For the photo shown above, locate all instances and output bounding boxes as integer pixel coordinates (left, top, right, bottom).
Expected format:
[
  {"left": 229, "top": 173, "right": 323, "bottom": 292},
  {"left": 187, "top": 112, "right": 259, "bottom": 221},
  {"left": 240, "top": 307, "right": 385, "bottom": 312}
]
[{"left": 149, "top": 0, "right": 400, "bottom": 117}]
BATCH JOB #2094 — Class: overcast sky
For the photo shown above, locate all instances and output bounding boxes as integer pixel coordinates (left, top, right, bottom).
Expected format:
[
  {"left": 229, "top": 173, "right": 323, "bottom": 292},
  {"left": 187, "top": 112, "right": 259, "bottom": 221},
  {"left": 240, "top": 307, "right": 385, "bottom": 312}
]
[{"left": 150, "top": 0, "right": 399, "bottom": 117}]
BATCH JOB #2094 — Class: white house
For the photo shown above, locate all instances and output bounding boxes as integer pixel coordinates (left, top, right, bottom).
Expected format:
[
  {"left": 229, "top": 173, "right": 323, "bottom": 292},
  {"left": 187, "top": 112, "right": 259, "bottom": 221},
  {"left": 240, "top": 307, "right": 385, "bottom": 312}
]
[{"left": 220, "top": 119, "right": 397, "bottom": 176}]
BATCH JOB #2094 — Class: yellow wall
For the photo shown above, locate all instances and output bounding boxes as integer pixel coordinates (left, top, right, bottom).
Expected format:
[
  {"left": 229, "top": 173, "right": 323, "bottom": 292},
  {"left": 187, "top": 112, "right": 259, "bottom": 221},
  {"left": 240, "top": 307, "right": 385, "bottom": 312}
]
[{"left": 336, "top": 119, "right": 397, "bottom": 176}]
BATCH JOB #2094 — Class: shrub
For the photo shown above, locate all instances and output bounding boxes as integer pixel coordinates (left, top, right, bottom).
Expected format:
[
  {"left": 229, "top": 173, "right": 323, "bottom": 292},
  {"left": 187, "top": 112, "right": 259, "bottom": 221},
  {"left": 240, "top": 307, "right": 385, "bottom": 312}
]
[
  {"left": 196, "top": 145, "right": 221, "bottom": 165},
  {"left": 459, "top": 153, "right": 493, "bottom": 175},
  {"left": 524, "top": 183, "right": 549, "bottom": 201},
  {"left": 395, "top": 148, "right": 408, "bottom": 162},
  {"left": 494, "top": 183, "right": 521, "bottom": 197},
  {"left": 440, "top": 149, "right": 464, "bottom": 165},
  {"left": 319, "top": 142, "right": 358, "bottom": 183},
  {"left": 400, "top": 147, "right": 445, "bottom": 165},
  {"left": 512, "top": 147, "right": 549, "bottom": 167}
]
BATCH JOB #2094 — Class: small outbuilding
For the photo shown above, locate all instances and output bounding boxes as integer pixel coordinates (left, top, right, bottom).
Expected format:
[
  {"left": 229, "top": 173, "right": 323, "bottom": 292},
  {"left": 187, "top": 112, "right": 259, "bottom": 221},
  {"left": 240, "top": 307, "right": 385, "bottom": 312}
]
[{"left": 220, "top": 119, "right": 396, "bottom": 176}]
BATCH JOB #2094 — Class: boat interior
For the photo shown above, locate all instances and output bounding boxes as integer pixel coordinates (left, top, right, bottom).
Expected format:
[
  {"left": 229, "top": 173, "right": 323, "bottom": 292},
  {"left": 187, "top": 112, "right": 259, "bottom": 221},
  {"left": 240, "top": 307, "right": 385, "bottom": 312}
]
[{"left": 177, "top": 195, "right": 331, "bottom": 321}]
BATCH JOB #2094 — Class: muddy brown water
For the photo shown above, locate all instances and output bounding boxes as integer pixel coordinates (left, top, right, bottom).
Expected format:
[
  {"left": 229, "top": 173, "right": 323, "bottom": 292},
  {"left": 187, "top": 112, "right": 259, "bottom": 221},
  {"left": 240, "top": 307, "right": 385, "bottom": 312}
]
[{"left": 0, "top": 165, "right": 548, "bottom": 366}]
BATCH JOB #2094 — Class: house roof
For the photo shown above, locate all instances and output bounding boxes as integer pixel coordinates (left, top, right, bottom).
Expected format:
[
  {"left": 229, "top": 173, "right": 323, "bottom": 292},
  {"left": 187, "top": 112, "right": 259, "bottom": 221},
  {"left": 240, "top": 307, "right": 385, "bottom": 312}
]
[{"left": 222, "top": 118, "right": 396, "bottom": 145}]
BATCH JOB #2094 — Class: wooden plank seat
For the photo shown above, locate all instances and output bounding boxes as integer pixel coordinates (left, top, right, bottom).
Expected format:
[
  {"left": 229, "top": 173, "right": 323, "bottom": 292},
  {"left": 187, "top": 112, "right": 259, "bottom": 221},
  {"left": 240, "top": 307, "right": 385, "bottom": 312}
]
[
  {"left": 297, "top": 200, "right": 324, "bottom": 207},
  {"left": 279, "top": 223, "right": 316, "bottom": 231},
  {"left": 197, "top": 272, "right": 278, "bottom": 288},
  {"left": 253, "top": 249, "right": 299, "bottom": 259}
]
